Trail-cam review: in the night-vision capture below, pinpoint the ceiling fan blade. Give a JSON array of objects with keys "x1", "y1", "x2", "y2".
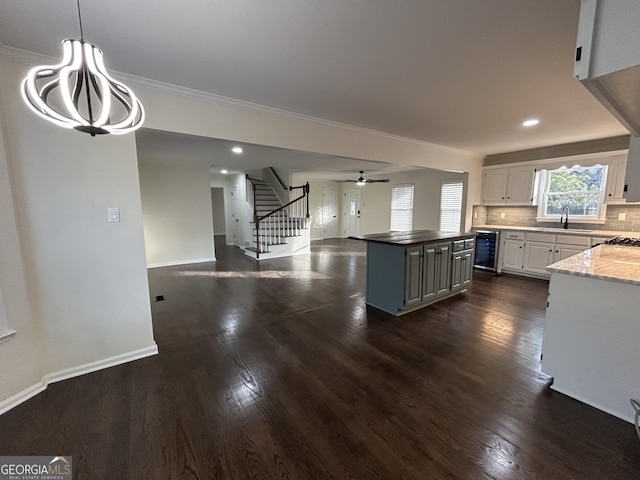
[{"x1": 331, "y1": 171, "x2": 389, "y2": 183}]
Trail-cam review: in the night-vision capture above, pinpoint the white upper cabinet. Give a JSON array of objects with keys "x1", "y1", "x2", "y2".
[
  {"x1": 506, "y1": 166, "x2": 536, "y2": 205},
  {"x1": 481, "y1": 169, "x2": 508, "y2": 205},
  {"x1": 574, "y1": 0, "x2": 640, "y2": 135},
  {"x1": 605, "y1": 153, "x2": 628, "y2": 204},
  {"x1": 481, "y1": 166, "x2": 536, "y2": 206},
  {"x1": 626, "y1": 136, "x2": 640, "y2": 203}
]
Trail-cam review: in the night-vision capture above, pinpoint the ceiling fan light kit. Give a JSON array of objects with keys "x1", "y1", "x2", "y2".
[
  {"x1": 334, "y1": 171, "x2": 390, "y2": 185},
  {"x1": 20, "y1": 0, "x2": 144, "y2": 136}
]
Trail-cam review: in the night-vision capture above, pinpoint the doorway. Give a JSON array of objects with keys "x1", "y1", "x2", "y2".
[
  {"x1": 231, "y1": 185, "x2": 241, "y2": 247},
  {"x1": 322, "y1": 188, "x2": 338, "y2": 239},
  {"x1": 210, "y1": 187, "x2": 226, "y2": 235},
  {"x1": 343, "y1": 188, "x2": 362, "y2": 237}
]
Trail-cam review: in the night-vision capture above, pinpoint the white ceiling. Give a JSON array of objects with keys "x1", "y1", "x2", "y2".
[{"x1": 0, "y1": 0, "x2": 628, "y2": 159}]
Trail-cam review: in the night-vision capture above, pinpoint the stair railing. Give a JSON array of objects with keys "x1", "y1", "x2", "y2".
[
  {"x1": 245, "y1": 174, "x2": 259, "y2": 217},
  {"x1": 254, "y1": 182, "x2": 310, "y2": 259}
]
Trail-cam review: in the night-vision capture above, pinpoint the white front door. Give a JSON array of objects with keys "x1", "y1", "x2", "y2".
[
  {"x1": 322, "y1": 188, "x2": 338, "y2": 239},
  {"x1": 343, "y1": 188, "x2": 362, "y2": 237},
  {"x1": 231, "y1": 185, "x2": 241, "y2": 247}
]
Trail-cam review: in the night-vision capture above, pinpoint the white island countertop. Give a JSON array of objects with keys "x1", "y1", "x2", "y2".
[{"x1": 547, "y1": 245, "x2": 640, "y2": 285}]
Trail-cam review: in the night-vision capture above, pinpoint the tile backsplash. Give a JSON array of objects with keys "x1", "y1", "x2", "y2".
[{"x1": 472, "y1": 204, "x2": 640, "y2": 233}]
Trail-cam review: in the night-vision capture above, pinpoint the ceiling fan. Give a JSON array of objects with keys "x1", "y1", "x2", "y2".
[{"x1": 333, "y1": 171, "x2": 390, "y2": 186}]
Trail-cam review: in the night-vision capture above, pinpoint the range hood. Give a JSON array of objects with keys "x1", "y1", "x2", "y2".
[
  {"x1": 574, "y1": 0, "x2": 640, "y2": 136},
  {"x1": 580, "y1": 66, "x2": 640, "y2": 136},
  {"x1": 574, "y1": 1, "x2": 640, "y2": 201}
]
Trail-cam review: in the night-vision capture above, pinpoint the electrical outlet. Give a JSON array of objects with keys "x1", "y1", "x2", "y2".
[
  {"x1": 618, "y1": 212, "x2": 626, "y2": 221},
  {"x1": 500, "y1": 212, "x2": 506, "y2": 219},
  {"x1": 107, "y1": 207, "x2": 120, "y2": 223},
  {"x1": 474, "y1": 211, "x2": 478, "y2": 218}
]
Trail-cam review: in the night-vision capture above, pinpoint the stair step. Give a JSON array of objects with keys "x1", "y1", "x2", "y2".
[{"x1": 245, "y1": 246, "x2": 270, "y2": 253}]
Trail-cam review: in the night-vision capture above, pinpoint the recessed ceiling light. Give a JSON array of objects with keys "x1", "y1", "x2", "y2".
[
  {"x1": 231, "y1": 146, "x2": 243, "y2": 154},
  {"x1": 221, "y1": 169, "x2": 228, "y2": 174},
  {"x1": 522, "y1": 119, "x2": 539, "y2": 127}
]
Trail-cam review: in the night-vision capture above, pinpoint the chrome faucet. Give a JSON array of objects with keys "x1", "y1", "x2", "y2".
[{"x1": 560, "y1": 206, "x2": 569, "y2": 229}]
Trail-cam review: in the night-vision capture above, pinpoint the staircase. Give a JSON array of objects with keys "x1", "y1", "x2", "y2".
[{"x1": 245, "y1": 176, "x2": 311, "y2": 260}]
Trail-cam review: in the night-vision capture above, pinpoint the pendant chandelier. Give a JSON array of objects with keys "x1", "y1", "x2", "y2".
[{"x1": 21, "y1": 0, "x2": 144, "y2": 136}]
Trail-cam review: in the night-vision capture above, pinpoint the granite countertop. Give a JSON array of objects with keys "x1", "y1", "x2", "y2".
[
  {"x1": 547, "y1": 245, "x2": 640, "y2": 285},
  {"x1": 472, "y1": 224, "x2": 637, "y2": 238},
  {"x1": 349, "y1": 230, "x2": 474, "y2": 246}
]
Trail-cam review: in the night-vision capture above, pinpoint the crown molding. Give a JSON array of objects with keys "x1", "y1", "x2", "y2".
[
  {"x1": 121, "y1": 72, "x2": 481, "y2": 159},
  {"x1": 0, "y1": 44, "x2": 54, "y2": 67},
  {"x1": 0, "y1": 44, "x2": 480, "y2": 160}
]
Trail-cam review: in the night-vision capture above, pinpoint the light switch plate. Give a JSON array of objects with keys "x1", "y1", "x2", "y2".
[
  {"x1": 108, "y1": 207, "x2": 120, "y2": 223},
  {"x1": 618, "y1": 212, "x2": 626, "y2": 221}
]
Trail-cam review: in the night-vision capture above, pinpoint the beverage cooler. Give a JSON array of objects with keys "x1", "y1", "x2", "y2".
[{"x1": 474, "y1": 230, "x2": 500, "y2": 272}]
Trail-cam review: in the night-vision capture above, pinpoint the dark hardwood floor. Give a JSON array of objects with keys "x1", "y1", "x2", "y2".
[{"x1": 1, "y1": 238, "x2": 639, "y2": 479}]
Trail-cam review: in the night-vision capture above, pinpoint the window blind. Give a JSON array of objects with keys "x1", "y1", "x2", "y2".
[
  {"x1": 390, "y1": 184, "x2": 414, "y2": 231},
  {"x1": 440, "y1": 181, "x2": 463, "y2": 232}
]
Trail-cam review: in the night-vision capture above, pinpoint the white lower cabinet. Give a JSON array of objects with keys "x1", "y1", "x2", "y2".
[
  {"x1": 553, "y1": 245, "x2": 587, "y2": 262},
  {"x1": 500, "y1": 230, "x2": 599, "y2": 279},
  {"x1": 522, "y1": 233, "x2": 555, "y2": 276},
  {"x1": 502, "y1": 231, "x2": 525, "y2": 271},
  {"x1": 523, "y1": 242, "x2": 555, "y2": 275}
]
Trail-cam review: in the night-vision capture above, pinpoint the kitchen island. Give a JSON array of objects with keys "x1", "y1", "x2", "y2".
[
  {"x1": 351, "y1": 230, "x2": 475, "y2": 316},
  {"x1": 542, "y1": 244, "x2": 640, "y2": 423}
]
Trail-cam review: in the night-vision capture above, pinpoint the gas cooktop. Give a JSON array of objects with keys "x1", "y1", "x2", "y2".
[{"x1": 604, "y1": 236, "x2": 640, "y2": 247}]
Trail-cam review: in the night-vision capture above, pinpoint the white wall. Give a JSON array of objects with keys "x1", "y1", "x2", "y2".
[
  {"x1": 0, "y1": 87, "x2": 42, "y2": 408},
  {"x1": 296, "y1": 169, "x2": 467, "y2": 237},
  {"x1": 138, "y1": 162, "x2": 215, "y2": 267},
  {"x1": 0, "y1": 57, "x2": 157, "y2": 411}
]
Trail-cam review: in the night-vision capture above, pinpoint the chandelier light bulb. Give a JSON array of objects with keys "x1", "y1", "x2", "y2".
[{"x1": 21, "y1": 39, "x2": 144, "y2": 136}]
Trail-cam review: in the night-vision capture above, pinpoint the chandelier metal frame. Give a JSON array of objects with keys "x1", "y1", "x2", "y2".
[{"x1": 21, "y1": 0, "x2": 144, "y2": 136}]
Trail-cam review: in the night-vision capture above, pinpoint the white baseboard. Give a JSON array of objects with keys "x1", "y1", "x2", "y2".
[
  {"x1": 0, "y1": 381, "x2": 46, "y2": 416},
  {"x1": 147, "y1": 257, "x2": 216, "y2": 268},
  {"x1": 42, "y1": 344, "x2": 158, "y2": 385},
  {"x1": 0, "y1": 344, "x2": 158, "y2": 416}
]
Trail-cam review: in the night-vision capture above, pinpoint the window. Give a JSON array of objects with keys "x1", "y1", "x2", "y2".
[
  {"x1": 440, "y1": 181, "x2": 464, "y2": 232},
  {"x1": 537, "y1": 165, "x2": 608, "y2": 222},
  {"x1": 390, "y1": 185, "x2": 414, "y2": 231}
]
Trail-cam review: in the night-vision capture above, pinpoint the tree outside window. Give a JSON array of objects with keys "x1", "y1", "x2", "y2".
[{"x1": 538, "y1": 165, "x2": 607, "y2": 221}]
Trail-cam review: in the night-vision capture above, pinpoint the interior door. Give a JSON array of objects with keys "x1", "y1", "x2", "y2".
[
  {"x1": 231, "y1": 185, "x2": 241, "y2": 247},
  {"x1": 322, "y1": 188, "x2": 338, "y2": 239},
  {"x1": 344, "y1": 188, "x2": 362, "y2": 237}
]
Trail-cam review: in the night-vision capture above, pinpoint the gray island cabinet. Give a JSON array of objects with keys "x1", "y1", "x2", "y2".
[{"x1": 351, "y1": 231, "x2": 475, "y2": 316}]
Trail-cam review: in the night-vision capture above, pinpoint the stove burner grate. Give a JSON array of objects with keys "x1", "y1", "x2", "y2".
[{"x1": 604, "y1": 236, "x2": 640, "y2": 247}]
